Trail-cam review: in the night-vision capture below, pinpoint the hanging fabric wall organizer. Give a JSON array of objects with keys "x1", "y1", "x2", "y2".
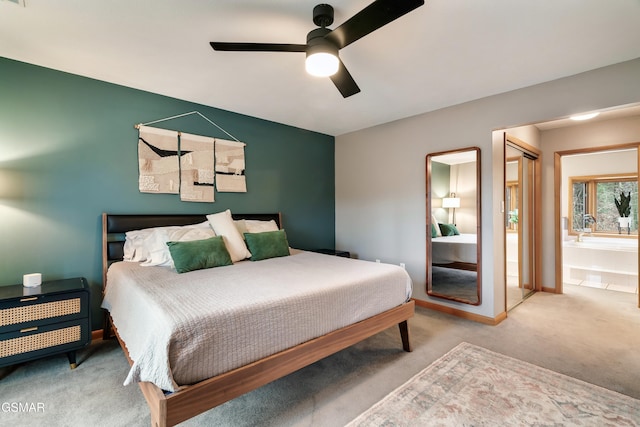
[
  {"x1": 179, "y1": 132, "x2": 216, "y2": 202},
  {"x1": 135, "y1": 111, "x2": 247, "y2": 202},
  {"x1": 215, "y1": 139, "x2": 247, "y2": 193},
  {"x1": 137, "y1": 126, "x2": 180, "y2": 194}
]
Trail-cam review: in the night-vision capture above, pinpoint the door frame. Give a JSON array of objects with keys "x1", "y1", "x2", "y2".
[{"x1": 554, "y1": 142, "x2": 640, "y2": 307}]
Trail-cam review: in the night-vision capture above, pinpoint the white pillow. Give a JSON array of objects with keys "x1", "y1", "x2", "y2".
[
  {"x1": 432, "y1": 215, "x2": 442, "y2": 237},
  {"x1": 234, "y1": 219, "x2": 279, "y2": 236},
  {"x1": 190, "y1": 221, "x2": 215, "y2": 229},
  {"x1": 245, "y1": 219, "x2": 279, "y2": 233},
  {"x1": 123, "y1": 221, "x2": 212, "y2": 263},
  {"x1": 207, "y1": 210, "x2": 251, "y2": 262},
  {"x1": 141, "y1": 226, "x2": 216, "y2": 267},
  {"x1": 138, "y1": 229, "x2": 177, "y2": 266},
  {"x1": 124, "y1": 229, "x2": 155, "y2": 262},
  {"x1": 233, "y1": 219, "x2": 249, "y2": 236}
]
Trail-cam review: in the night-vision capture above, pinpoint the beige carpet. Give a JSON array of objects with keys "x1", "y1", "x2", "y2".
[
  {"x1": 1, "y1": 284, "x2": 639, "y2": 426},
  {"x1": 347, "y1": 342, "x2": 640, "y2": 426}
]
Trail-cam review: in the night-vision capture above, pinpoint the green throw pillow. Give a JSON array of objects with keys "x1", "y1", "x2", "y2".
[
  {"x1": 431, "y1": 223, "x2": 438, "y2": 238},
  {"x1": 244, "y1": 230, "x2": 290, "y2": 261},
  {"x1": 167, "y1": 236, "x2": 233, "y2": 273},
  {"x1": 438, "y1": 223, "x2": 460, "y2": 236}
]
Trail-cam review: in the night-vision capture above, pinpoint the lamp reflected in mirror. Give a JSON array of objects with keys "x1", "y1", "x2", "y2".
[
  {"x1": 426, "y1": 147, "x2": 481, "y2": 305},
  {"x1": 442, "y1": 193, "x2": 460, "y2": 225}
]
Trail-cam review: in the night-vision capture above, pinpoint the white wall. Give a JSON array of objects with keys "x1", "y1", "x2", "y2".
[{"x1": 335, "y1": 57, "x2": 640, "y2": 319}]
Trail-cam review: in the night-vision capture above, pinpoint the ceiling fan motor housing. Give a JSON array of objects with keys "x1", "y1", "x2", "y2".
[
  {"x1": 313, "y1": 4, "x2": 334, "y2": 27},
  {"x1": 306, "y1": 27, "x2": 337, "y2": 53}
]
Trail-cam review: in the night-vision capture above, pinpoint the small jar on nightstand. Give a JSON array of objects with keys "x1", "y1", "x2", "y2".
[{"x1": 0, "y1": 277, "x2": 91, "y2": 369}]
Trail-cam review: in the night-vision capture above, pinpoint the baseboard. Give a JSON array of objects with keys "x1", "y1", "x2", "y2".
[
  {"x1": 413, "y1": 298, "x2": 506, "y2": 325},
  {"x1": 91, "y1": 329, "x2": 104, "y2": 342}
]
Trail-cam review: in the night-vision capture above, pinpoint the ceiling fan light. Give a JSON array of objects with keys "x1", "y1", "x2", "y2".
[{"x1": 305, "y1": 52, "x2": 339, "y2": 77}]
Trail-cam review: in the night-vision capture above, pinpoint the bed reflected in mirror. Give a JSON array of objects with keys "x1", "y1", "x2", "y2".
[{"x1": 426, "y1": 147, "x2": 481, "y2": 305}]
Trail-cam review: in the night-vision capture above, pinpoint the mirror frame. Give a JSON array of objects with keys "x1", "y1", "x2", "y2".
[{"x1": 426, "y1": 146, "x2": 482, "y2": 305}]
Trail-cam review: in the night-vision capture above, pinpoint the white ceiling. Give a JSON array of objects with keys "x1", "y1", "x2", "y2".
[{"x1": 1, "y1": 0, "x2": 639, "y2": 136}]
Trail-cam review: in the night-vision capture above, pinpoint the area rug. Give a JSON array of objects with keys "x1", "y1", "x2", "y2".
[{"x1": 346, "y1": 342, "x2": 640, "y2": 426}]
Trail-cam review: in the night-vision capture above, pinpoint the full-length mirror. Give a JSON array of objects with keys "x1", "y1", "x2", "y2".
[{"x1": 426, "y1": 147, "x2": 481, "y2": 305}]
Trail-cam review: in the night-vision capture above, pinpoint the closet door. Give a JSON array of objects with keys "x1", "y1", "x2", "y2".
[{"x1": 505, "y1": 135, "x2": 540, "y2": 310}]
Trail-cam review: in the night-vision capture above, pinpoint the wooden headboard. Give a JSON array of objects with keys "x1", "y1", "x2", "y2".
[{"x1": 101, "y1": 212, "x2": 282, "y2": 288}]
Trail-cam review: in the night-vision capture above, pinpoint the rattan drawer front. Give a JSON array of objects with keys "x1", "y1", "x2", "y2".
[
  {"x1": 0, "y1": 278, "x2": 90, "y2": 369},
  {"x1": 0, "y1": 298, "x2": 81, "y2": 328},
  {"x1": 0, "y1": 325, "x2": 81, "y2": 358}
]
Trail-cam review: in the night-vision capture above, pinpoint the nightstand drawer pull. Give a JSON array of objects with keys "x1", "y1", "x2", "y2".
[
  {"x1": 1, "y1": 325, "x2": 81, "y2": 358},
  {"x1": 0, "y1": 298, "x2": 81, "y2": 327},
  {"x1": 19, "y1": 297, "x2": 38, "y2": 302},
  {"x1": 20, "y1": 327, "x2": 38, "y2": 333}
]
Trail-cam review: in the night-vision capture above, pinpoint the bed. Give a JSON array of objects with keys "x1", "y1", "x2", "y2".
[
  {"x1": 101, "y1": 212, "x2": 414, "y2": 427},
  {"x1": 431, "y1": 233, "x2": 477, "y2": 271}
]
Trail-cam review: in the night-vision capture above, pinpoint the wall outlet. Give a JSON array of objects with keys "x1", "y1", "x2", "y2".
[
  {"x1": 400, "y1": 263, "x2": 406, "y2": 269},
  {"x1": 376, "y1": 259, "x2": 380, "y2": 263}
]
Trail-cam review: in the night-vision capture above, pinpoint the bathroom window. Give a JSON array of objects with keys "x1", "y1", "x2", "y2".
[{"x1": 570, "y1": 174, "x2": 638, "y2": 235}]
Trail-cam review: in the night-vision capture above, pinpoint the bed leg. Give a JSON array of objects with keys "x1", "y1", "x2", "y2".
[
  {"x1": 150, "y1": 414, "x2": 166, "y2": 427},
  {"x1": 398, "y1": 320, "x2": 412, "y2": 352},
  {"x1": 102, "y1": 311, "x2": 112, "y2": 340}
]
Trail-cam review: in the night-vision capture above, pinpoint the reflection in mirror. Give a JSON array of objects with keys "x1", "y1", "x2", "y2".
[{"x1": 426, "y1": 147, "x2": 481, "y2": 305}]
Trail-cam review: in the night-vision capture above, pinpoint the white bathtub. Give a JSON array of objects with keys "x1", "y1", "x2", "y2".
[{"x1": 563, "y1": 236, "x2": 638, "y2": 285}]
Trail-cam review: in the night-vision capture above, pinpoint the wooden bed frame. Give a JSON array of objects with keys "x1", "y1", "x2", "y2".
[
  {"x1": 102, "y1": 212, "x2": 415, "y2": 427},
  {"x1": 433, "y1": 261, "x2": 477, "y2": 271}
]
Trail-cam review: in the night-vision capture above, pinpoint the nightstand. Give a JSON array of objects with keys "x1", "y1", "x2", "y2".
[
  {"x1": 314, "y1": 249, "x2": 351, "y2": 258},
  {"x1": 0, "y1": 277, "x2": 91, "y2": 369}
]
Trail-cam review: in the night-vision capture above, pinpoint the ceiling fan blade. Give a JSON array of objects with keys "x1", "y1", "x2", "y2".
[
  {"x1": 210, "y1": 42, "x2": 307, "y2": 53},
  {"x1": 330, "y1": 60, "x2": 361, "y2": 98},
  {"x1": 326, "y1": 0, "x2": 425, "y2": 49}
]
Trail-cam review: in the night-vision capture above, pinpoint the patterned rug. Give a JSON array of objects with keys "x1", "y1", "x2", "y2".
[{"x1": 346, "y1": 342, "x2": 640, "y2": 426}]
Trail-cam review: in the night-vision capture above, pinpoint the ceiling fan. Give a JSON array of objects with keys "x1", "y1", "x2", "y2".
[{"x1": 210, "y1": 0, "x2": 425, "y2": 98}]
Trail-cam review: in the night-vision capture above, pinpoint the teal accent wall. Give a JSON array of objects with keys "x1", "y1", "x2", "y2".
[
  {"x1": 0, "y1": 57, "x2": 335, "y2": 329},
  {"x1": 430, "y1": 161, "x2": 450, "y2": 224}
]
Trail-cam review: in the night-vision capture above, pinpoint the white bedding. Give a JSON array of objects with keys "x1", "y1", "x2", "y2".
[
  {"x1": 431, "y1": 233, "x2": 477, "y2": 265},
  {"x1": 101, "y1": 250, "x2": 412, "y2": 392}
]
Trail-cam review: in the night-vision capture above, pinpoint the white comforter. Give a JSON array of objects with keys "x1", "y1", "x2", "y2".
[
  {"x1": 431, "y1": 234, "x2": 477, "y2": 265},
  {"x1": 101, "y1": 250, "x2": 412, "y2": 392}
]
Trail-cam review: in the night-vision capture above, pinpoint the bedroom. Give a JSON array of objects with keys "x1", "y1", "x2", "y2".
[{"x1": 1, "y1": 1, "x2": 640, "y2": 426}]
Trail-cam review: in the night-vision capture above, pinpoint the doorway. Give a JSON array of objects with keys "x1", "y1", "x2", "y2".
[
  {"x1": 505, "y1": 135, "x2": 542, "y2": 310},
  {"x1": 556, "y1": 146, "x2": 639, "y2": 302}
]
